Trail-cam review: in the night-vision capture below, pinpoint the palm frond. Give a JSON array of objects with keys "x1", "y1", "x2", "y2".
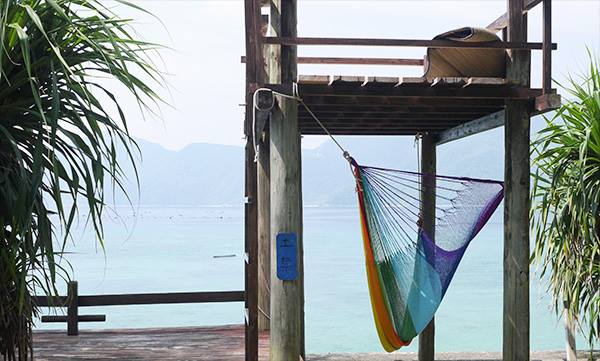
[
  {"x1": 0, "y1": 1, "x2": 163, "y2": 359},
  {"x1": 531, "y1": 53, "x2": 600, "y2": 349}
]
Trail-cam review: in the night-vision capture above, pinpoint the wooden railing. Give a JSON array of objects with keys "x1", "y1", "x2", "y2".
[
  {"x1": 241, "y1": 56, "x2": 425, "y2": 66},
  {"x1": 256, "y1": 0, "x2": 554, "y2": 94},
  {"x1": 35, "y1": 281, "x2": 245, "y2": 336}
]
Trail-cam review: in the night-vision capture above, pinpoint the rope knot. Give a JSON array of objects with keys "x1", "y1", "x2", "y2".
[{"x1": 417, "y1": 214, "x2": 424, "y2": 229}]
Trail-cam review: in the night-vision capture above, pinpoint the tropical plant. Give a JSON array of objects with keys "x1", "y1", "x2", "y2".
[
  {"x1": 0, "y1": 1, "x2": 161, "y2": 359},
  {"x1": 531, "y1": 54, "x2": 600, "y2": 351}
]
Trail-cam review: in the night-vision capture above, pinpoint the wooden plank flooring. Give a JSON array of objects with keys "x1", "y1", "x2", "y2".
[
  {"x1": 34, "y1": 325, "x2": 597, "y2": 360},
  {"x1": 34, "y1": 325, "x2": 269, "y2": 361}
]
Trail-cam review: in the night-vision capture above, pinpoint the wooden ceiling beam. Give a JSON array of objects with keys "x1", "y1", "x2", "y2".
[
  {"x1": 298, "y1": 108, "x2": 493, "y2": 118},
  {"x1": 267, "y1": 83, "x2": 547, "y2": 99},
  {"x1": 300, "y1": 96, "x2": 505, "y2": 108},
  {"x1": 298, "y1": 109, "x2": 491, "y2": 116},
  {"x1": 300, "y1": 129, "x2": 441, "y2": 136},
  {"x1": 298, "y1": 114, "x2": 475, "y2": 121},
  {"x1": 300, "y1": 121, "x2": 465, "y2": 127}
]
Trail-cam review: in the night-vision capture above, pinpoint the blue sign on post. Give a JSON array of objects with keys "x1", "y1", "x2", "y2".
[{"x1": 276, "y1": 232, "x2": 297, "y2": 281}]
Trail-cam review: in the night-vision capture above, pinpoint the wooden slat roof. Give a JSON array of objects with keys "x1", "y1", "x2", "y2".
[{"x1": 284, "y1": 75, "x2": 550, "y2": 136}]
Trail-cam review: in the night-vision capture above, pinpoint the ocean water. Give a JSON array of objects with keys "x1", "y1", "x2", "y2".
[{"x1": 36, "y1": 206, "x2": 582, "y2": 353}]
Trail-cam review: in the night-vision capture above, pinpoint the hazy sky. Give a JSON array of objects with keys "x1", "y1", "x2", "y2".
[{"x1": 112, "y1": 1, "x2": 600, "y2": 150}]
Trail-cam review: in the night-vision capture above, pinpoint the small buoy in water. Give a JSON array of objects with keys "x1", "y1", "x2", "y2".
[{"x1": 213, "y1": 254, "x2": 236, "y2": 259}]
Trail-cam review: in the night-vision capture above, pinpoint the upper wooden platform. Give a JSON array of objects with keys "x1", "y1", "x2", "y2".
[
  {"x1": 248, "y1": 0, "x2": 559, "y2": 140},
  {"x1": 265, "y1": 75, "x2": 557, "y2": 136}
]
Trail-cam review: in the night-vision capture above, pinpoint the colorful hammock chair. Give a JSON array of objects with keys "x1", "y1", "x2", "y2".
[
  {"x1": 348, "y1": 157, "x2": 504, "y2": 351},
  {"x1": 258, "y1": 90, "x2": 505, "y2": 352}
]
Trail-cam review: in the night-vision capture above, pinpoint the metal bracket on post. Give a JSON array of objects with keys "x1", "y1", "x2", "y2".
[
  {"x1": 254, "y1": 89, "x2": 274, "y2": 139},
  {"x1": 254, "y1": 88, "x2": 274, "y2": 111}
]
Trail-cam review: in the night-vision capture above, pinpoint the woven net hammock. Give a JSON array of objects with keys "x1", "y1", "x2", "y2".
[{"x1": 349, "y1": 157, "x2": 504, "y2": 351}]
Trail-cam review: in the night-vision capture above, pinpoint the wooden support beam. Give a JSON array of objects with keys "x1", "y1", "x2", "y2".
[
  {"x1": 436, "y1": 110, "x2": 505, "y2": 145},
  {"x1": 67, "y1": 281, "x2": 78, "y2": 336},
  {"x1": 300, "y1": 126, "x2": 464, "y2": 134},
  {"x1": 270, "y1": 104, "x2": 304, "y2": 360},
  {"x1": 504, "y1": 1, "x2": 531, "y2": 359},
  {"x1": 244, "y1": 1, "x2": 262, "y2": 360},
  {"x1": 303, "y1": 106, "x2": 502, "y2": 114},
  {"x1": 76, "y1": 291, "x2": 245, "y2": 306},
  {"x1": 418, "y1": 135, "x2": 436, "y2": 361},
  {"x1": 301, "y1": 129, "x2": 435, "y2": 136},
  {"x1": 242, "y1": 56, "x2": 424, "y2": 66},
  {"x1": 299, "y1": 114, "x2": 480, "y2": 121},
  {"x1": 263, "y1": 36, "x2": 556, "y2": 50},
  {"x1": 487, "y1": 0, "x2": 543, "y2": 31},
  {"x1": 268, "y1": 0, "x2": 304, "y2": 360},
  {"x1": 300, "y1": 76, "x2": 508, "y2": 88},
  {"x1": 298, "y1": 56, "x2": 424, "y2": 66},
  {"x1": 41, "y1": 315, "x2": 106, "y2": 323},
  {"x1": 534, "y1": 93, "x2": 561, "y2": 113},
  {"x1": 34, "y1": 291, "x2": 245, "y2": 307},
  {"x1": 264, "y1": 83, "x2": 547, "y2": 99},
  {"x1": 504, "y1": 101, "x2": 531, "y2": 361},
  {"x1": 257, "y1": 122, "x2": 271, "y2": 331},
  {"x1": 33, "y1": 296, "x2": 68, "y2": 307},
  {"x1": 301, "y1": 127, "x2": 466, "y2": 133},
  {"x1": 542, "y1": 0, "x2": 552, "y2": 94},
  {"x1": 300, "y1": 97, "x2": 505, "y2": 108},
  {"x1": 299, "y1": 105, "x2": 500, "y2": 114},
  {"x1": 258, "y1": 17, "x2": 273, "y2": 334}
]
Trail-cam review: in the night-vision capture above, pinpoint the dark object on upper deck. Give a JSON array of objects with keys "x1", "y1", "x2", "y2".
[{"x1": 425, "y1": 27, "x2": 506, "y2": 79}]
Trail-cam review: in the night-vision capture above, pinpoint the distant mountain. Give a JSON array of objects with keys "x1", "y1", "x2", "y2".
[{"x1": 111, "y1": 125, "x2": 512, "y2": 207}]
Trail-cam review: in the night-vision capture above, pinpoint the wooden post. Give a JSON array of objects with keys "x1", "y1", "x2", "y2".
[
  {"x1": 542, "y1": 0, "x2": 552, "y2": 94},
  {"x1": 243, "y1": 0, "x2": 262, "y2": 360},
  {"x1": 564, "y1": 302, "x2": 577, "y2": 361},
  {"x1": 418, "y1": 135, "x2": 436, "y2": 361},
  {"x1": 268, "y1": 0, "x2": 303, "y2": 360},
  {"x1": 257, "y1": 126, "x2": 271, "y2": 331},
  {"x1": 257, "y1": 6, "x2": 271, "y2": 333},
  {"x1": 504, "y1": 0, "x2": 531, "y2": 360},
  {"x1": 67, "y1": 281, "x2": 78, "y2": 336}
]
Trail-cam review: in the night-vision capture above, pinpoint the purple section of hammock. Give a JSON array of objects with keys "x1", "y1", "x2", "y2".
[{"x1": 419, "y1": 186, "x2": 504, "y2": 295}]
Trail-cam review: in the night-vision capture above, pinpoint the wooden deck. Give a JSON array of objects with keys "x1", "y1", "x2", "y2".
[
  {"x1": 34, "y1": 325, "x2": 597, "y2": 361},
  {"x1": 34, "y1": 325, "x2": 269, "y2": 361}
]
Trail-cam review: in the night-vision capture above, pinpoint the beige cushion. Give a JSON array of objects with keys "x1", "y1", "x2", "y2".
[{"x1": 424, "y1": 27, "x2": 506, "y2": 79}]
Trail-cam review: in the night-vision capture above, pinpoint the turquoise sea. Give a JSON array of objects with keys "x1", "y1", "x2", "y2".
[{"x1": 36, "y1": 206, "x2": 582, "y2": 353}]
